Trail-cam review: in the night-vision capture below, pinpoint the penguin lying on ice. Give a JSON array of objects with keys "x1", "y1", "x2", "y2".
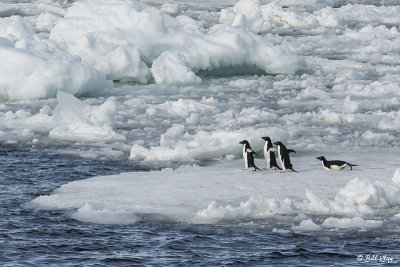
[
  {"x1": 239, "y1": 140, "x2": 261, "y2": 171},
  {"x1": 273, "y1": 141, "x2": 298, "y2": 173},
  {"x1": 316, "y1": 156, "x2": 357, "y2": 171}
]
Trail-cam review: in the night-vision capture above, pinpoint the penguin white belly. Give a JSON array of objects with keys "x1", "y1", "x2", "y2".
[
  {"x1": 322, "y1": 162, "x2": 332, "y2": 171},
  {"x1": 332, "y1": 163, "x2": 347, "y2": 171},
  {"x1": 323, "y1": 162, "x2": 347, "y2": 171},
  {"x1": 243, "y1": 146, "x2": 248, "y2": 169},
  {"x1": 278, "y1": 147, "x2": 286, "y2": 171},
  {"x1": 264, "y1": 145, "x2": 270, "y2": 169}
]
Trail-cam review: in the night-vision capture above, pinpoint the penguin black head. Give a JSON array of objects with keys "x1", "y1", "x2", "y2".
[
  {"x1": 316, "y1": 156, "x2": 326, "y2": 161},
  {"x1": 239, "y1": 140, "x2": 249, "y2": 145},
  {"x1": 273, "y1": 141, "x2": 284, "y2": 147},
  {"x1": 261, "y1": 136, "x2": 271, "y2": 142}
]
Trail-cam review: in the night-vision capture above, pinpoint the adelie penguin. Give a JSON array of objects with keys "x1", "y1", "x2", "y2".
[
  {"x1": 273, "y1": 141, "x2": 297, "y2": 173},
  {"x1": 316, "y1": 156, "x2": 357, "y2": 171},
  {"x1": 261, "y1": 136, "x2": 281, "y2": 170},
  {"x1": 239, "y1": 140, "x2": 261, "y2": 171}
]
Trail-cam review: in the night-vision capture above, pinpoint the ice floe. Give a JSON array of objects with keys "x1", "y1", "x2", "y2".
[
  {"x1": 0, "y1": 15, "x2": 112, "y2": 100},
  {"x1": 49, "y1": 0, "x2": 305, "y2": 84},
  {"x1": 29, "y1": 165, "x2": 400, "y2": 228}
]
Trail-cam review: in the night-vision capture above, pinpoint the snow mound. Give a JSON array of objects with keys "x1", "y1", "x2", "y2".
[
  {"x1": 322, "y1": 217, "x2": 383, "y2": 229},
  {"x1": 49, "y1": 91, "x2": 125, "y2": 142},
  {"x1": 195, "y1": 173, "x2": 400, "y2": 224},
  {"x1": 292, "y1": 219, "x2": 321, "y2": 231},
  {"x1": 49, "y1": 0, "x2": 306, "y2": 84},
  {"x1": 0, "y1": 16, "x2": 112, "y2": 100},
  {"x1": 393, "y1": 168, "x2": 400, "y2": 184},
  {"x1": 0, "y1": 15, "x2": 35, "y2": 42},
  {"x1": 0, "y1": 91, "x2": 126, "y2": 144},
  {"x1": 335, "y1": 177, "x2": 390, "y2": 208},
  {"x1": 220, "y1": 0, "x2": 400, "y2": 34},
  {"x1": 0, "y1": 46, "x2": 112, "y2": 100},
  {"x1": 129, "y1": 125, "x2": 293, "y2": 162},
  {"x1": 151, "y1": 52, "x2": 201, "y2": 85}
]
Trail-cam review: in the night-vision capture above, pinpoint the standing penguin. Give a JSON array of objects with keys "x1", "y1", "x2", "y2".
[
  {"x1": 316, "y1": 156, "x2": 357, "y2": 171},
  {"x1": 261, "y1": 136, "x2": 281, "y2": 170},
  {"x1": 273, "y1": 141, "x2": 298, "y2": 173},
  {"x1": 239, "y1": 140, "x2": 261, "y2": 171}
]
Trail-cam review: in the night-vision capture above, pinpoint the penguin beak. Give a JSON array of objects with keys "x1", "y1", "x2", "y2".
[{"x1": 239, "y1": 141, "x2": 244, "y2": 144}]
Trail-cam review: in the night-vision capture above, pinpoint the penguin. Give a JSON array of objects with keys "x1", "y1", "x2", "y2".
[
  {"x1": 273, "y1": 141, "x2": 298, "y2": 173},
  {"x1": 316, "y1": 156, "x2": 357, "y2": 171},
  {"x1": 261, "y1": 136, "x2": 281, "y2": 170},
  {"x1": 239, "y1": 140, "x2": 261, "y2": 171}
]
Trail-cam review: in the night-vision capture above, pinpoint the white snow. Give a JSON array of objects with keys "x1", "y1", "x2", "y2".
[
  {"x1": 129, "y1": 125, "x2": 295, "y2": 162},
  {"x1": 151, "y1": 52, "x2": 202, "y2": 85},
  {"x1": 49, "y1": 0, "x2": 305, "y2": 84},
  {"x1": 0, "y1": 91, "x2": 124, "y2": 145},
  {"x1": 35, "y1": 11, "x2": 62, "y2": 33},
  {"x1": 292, "y1": 219, "x2": 321, "y2": 231},
  {"x1": 28, "y1": 164, "x2": 400, "y2": 228},
  {"x1": 49, "y1": 91, "x2": 126, "y2": 142},
  {"x1": 0, "y1": 46, "x2": 112, "y2": 100},
  {"x1": 321, "y1": 217, "x2": 383, "y2": 229},
  {"x1": 220, "y1": 1, "x2": 400, "y2": 34},
  {"x1": 0, "y1": 15, "x2": 112, "y2": 100},
  {"x1": 272, "y1": 228, "x2": 290, "y2": 234},
  {"x1": 393, "y1": 168, "x2": 400, "y2": 184},
  {"x1": 392, "y1": 213, "x2": 400, "y2": 221}
]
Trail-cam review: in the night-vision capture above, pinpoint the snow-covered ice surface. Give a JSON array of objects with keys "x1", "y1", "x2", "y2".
[
  {"x1": 28, "y1": 153, "x2": 400, "y2": 228},
  {"x1": 1, "y1": 0, "x2": 400, "y2": 265}
]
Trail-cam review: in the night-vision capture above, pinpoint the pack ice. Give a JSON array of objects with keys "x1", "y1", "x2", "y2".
[
  {"x1": 49, "y1": 0, "x2": 306, "y2": 84},
  {"x1": 0, "y1": 16, "x2": 112, "y2": 100}
]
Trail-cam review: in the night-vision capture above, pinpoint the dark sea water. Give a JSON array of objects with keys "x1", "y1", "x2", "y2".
[{"x1": 1, "y1": 145, "x2": 399, "y2": 266}]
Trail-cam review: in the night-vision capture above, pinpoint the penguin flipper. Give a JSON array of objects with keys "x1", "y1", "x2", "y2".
[
  {"x1": 287, "y1": 149, "x2": 296, "y2": 153},
  {"x1": 247, "y1": 148, "x2": 257, "y2": 156},
  {"x1": 289, "y1": 167, "x2": 298, "y2": 173}
]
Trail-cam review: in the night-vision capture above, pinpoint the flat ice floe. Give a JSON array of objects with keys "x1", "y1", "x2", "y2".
[{"x1": 29, "y1": 159, "x2": 400, "y2": 230}]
